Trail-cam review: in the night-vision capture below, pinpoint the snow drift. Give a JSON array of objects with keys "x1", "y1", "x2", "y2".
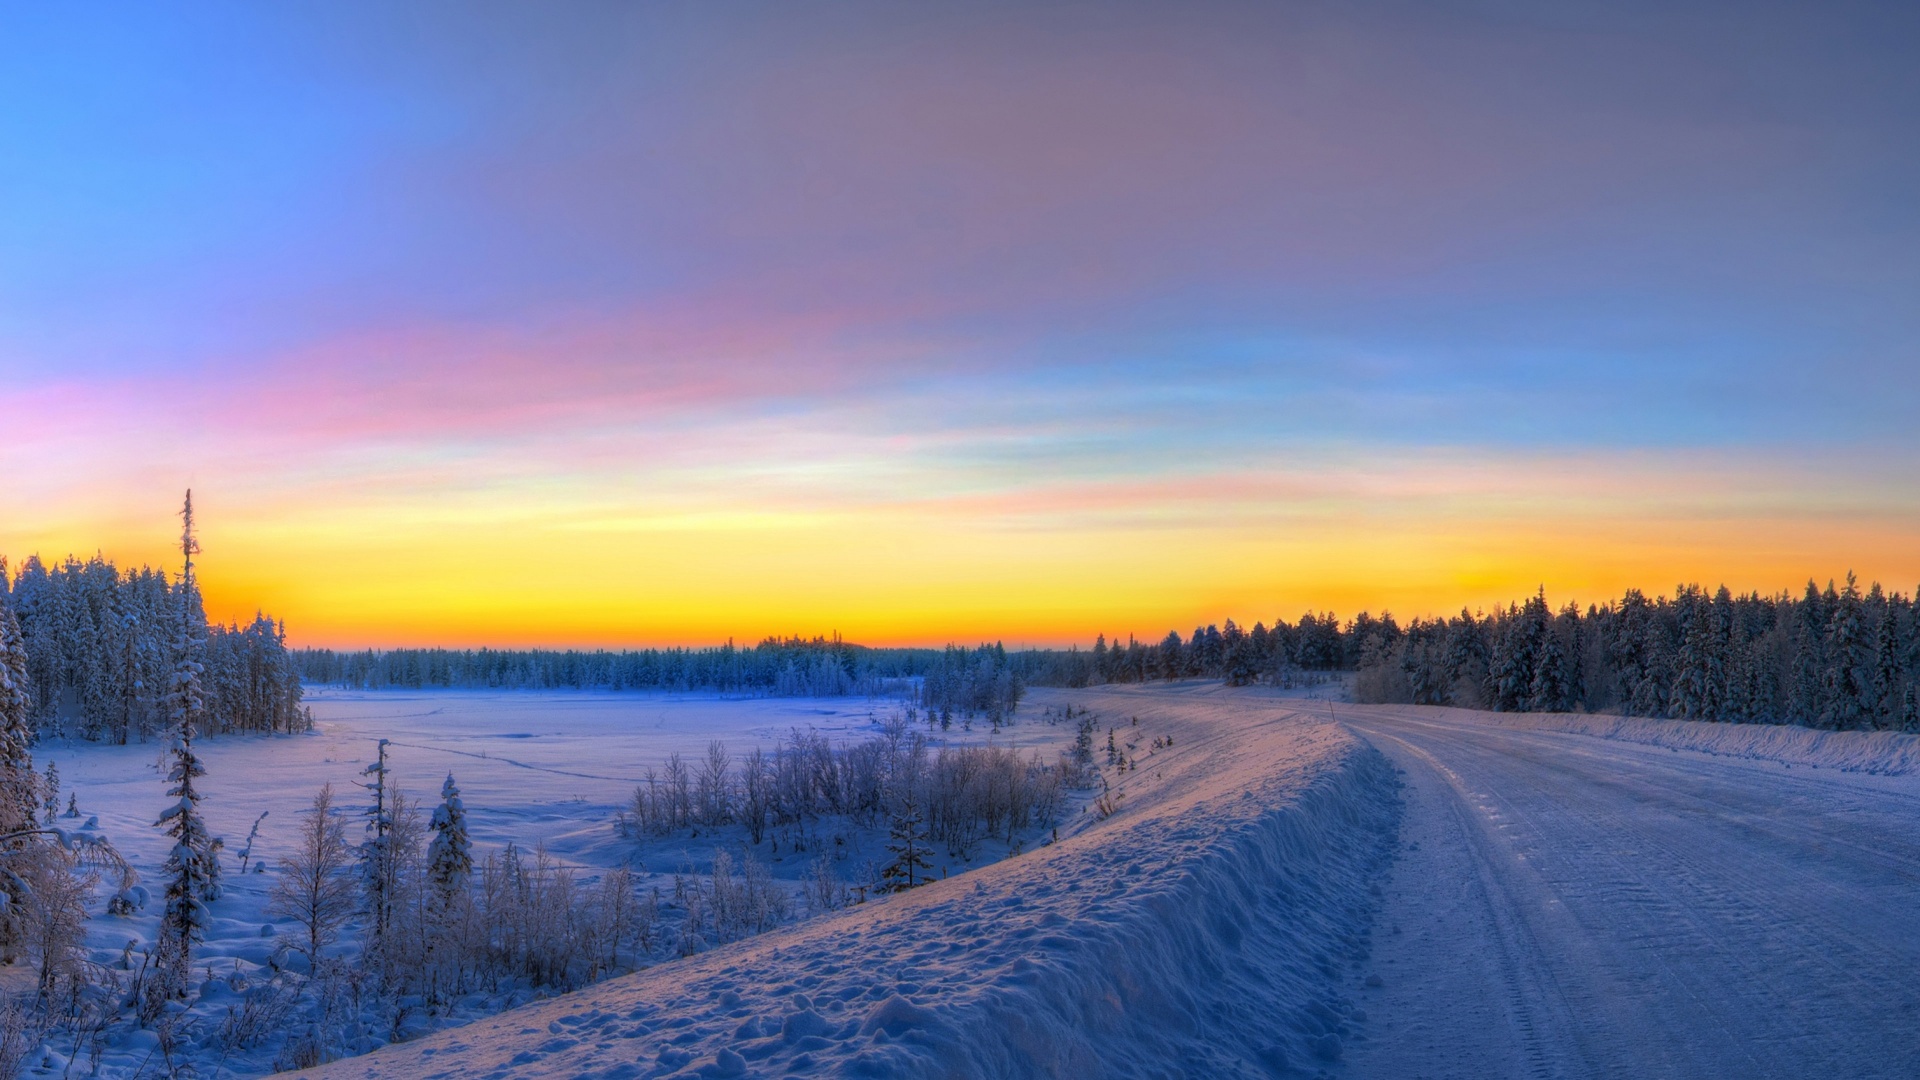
[{"x1": 307, "y1": 686, "x2": 1400, "y2": 1078}]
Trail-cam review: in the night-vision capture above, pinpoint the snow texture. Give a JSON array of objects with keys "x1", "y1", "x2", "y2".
[
  {"x1": 304, "y1": 683, "x2": 1400, "y2": 1079},
  {"x1": 1423, "y1": 703, "x2": 1920, "y2": 774},
  {"x1": 1341, "y1": 704, "x2": 1920, "y2": 1079}
]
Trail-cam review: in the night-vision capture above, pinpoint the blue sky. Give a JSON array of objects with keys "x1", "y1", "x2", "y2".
[{"x1": 3, "y1": 1, "x2": 1917, "y2": 644}]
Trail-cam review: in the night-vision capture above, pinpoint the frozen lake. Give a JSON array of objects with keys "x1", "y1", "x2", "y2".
[{"x1": 50, "y1": 688, "x2": 1075, "y2": 881}]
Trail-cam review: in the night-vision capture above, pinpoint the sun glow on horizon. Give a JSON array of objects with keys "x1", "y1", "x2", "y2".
[{"x1": 4, "y1": 4, "x2": 1919, "y2": 648}]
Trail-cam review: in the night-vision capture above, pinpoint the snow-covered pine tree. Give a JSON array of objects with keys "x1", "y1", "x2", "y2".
[
  {"x1": 0, "y1": 598, "x2": 39, "y2": 957},
  {"x1": 360, "y1": 738, "x2": 397, "y2": 947},
  {"x1": 39, "y1": 761, "x2": 57, "y2": 826},
  {"x1": 426, "y1": 772, "x2": 472, "y2": 916},
  {"x1": 1490, "y1": 599, "x2": 1543, "y2": 712},
  {"x1": 153, "y1": 490, "x2": 215, "y2": 1000},
  {"x1": 1870, "y1": 601, "x2": 1904, "y2": 728},
  {"x1": 1443, "y1": 610, "x2": 1489, "y2": 707},
  {"x1": 1672, "y1": 586, "x2": 1719, "y2": 721},
  {"x1": 1572, "y1": 604, "x2": 1596, "y2": 706},
  {"x1": 1820, "y1": 573, "x2": 1871, "y2": 730},
  {"x1": 878, "y1": 799, "x2": 932, "y2": 893},
  {"x1": 0, "y1": 601, "x2": 36, "y2": 838},
  {"x1": 1789, "y1": 580, "x2": 1830, "y2": 723},
  {"x1": 1528, "y1": 596, "x2": 1572, "y2": 713}
]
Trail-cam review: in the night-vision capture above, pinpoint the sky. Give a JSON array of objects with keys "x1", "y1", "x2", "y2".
[{"x1": 4, "y1": 0, "x2": 1919, "y2": 648}]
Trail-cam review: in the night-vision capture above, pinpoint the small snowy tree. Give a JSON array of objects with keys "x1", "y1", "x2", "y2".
[
  {"x1": 269, "y1": 783, "x2": 355, "y2": 966},
  {"x1": 17, "y1": 843, "x2": 96, "y2": 1003},
  {"x1": 878, "y1": 799, "x2": 932, "y2": 894},
  {"x1": 426, "y1": 773, "x2": 472, "y2": 916},
  {"x1": 39, "y1": 761, "x2": 57, "y2": 827}
]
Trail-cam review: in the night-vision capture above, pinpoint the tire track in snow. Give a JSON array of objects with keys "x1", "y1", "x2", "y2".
[
  {"x1": 1357, "y1": 725, "x2": 1597, "y2": 1080},
  {"x1": 1343, "y1": 706, "x2": 1920, "y2": 1080}
]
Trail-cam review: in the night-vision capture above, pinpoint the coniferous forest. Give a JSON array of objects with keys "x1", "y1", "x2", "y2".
[
  {"x1": 1015, "y1": 575, "x2": 1920, "y2": 732},
  {"x1": 0, "y1": 554, "x2": 307, "y2": 743},
  {"x1": 293, "y1": 637, "x2": 928, "y2": 697}
]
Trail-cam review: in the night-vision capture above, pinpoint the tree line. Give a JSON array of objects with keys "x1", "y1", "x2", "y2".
[
  {"x1": 294, "y1": 636, "x2": 937, "y2": 697},
  {"x1": 1011, "y1": 575, "x2": 1920, "y2": 731},
  {"x1": 0, "y1": 553, "x2": 306, "y2": 742}
]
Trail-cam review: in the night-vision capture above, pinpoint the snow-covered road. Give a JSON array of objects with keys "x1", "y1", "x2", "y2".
[{"x1": 1340, "y1": 705, "x2": 1920, "y2": 1080}]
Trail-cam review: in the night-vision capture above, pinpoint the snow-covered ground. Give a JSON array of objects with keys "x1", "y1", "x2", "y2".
[
  {"x1": 302, "y1": 691, "x2": 1920, "y2": 1080},
  {"x1": 1434, "y1": 703, "x2": 1920, "y2": 774},
  {"x1": 35, "y1": 687, "x2": 1920, "y2": 1078},
  {"x1": 29, "y1": 690, "x2": 1082, "y2": 1076},
  {"x1": 305, "y1": 683, "x2": 1401, "y2": 1079},
  {"x1": 1338, "y1": 704, "x2": 1920, "y2": 1079}
]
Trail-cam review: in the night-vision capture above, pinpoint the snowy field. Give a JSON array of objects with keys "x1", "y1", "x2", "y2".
[
  {"x1": 309, "y1": 683, "x2": 1401, "y2": 1079},
  {"x1": 52, "y1": 686, "x2": 1078, "y2": 885},
  {"x1": 31, "y1": 690, "x2": 1081, "y2": 1077}
]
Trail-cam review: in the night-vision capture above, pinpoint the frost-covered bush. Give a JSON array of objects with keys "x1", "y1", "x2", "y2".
[
  {"x1": 705, "y1": 850, "x2": 790, "y2": 942},
  {"x1": 268, "y1": 784, "x2": 356, "y2": 967},
  {"x1": 624, "y1": 728, "x2": 1064, "y2": 862}
]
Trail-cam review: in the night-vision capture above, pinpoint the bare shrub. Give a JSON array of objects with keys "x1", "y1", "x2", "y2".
[{"x1": 269, "y1": 784, "x2": 356, "y2": 967}]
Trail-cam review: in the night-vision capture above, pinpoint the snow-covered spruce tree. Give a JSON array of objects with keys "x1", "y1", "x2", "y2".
[
  {"x1": 0, "y1": 598, "x2": 41, "y2": 959},
  {"x1": 426, "y1": 772, "x2": 472, "y2": 916},
  {"x1": 360, "y1": 739, "x2": 397, "y2": 953},
  {"x1": 1528, "y1": 617, "x2": 1571, "y2": 713},
  {"x1": 1489, "y1": 600, "x2": 1540, "y2": 712},
  {"x1": 0, "y1": 601, "x2": 36, "y2": 839},
  {"x1": 39, "y1": 761, "x2": 57, "y2": 827},
  {"x1": 878, "y1": 799, "x2": 932, "y2": 894},
  {"x1": 1671, "y1": 586, "x2": 1719, "y2": 721},
  {"x1": 1821, "y1": 573, "x2": 1871, "y2": 730},
  {"x1": 1443, "y1": 610, "x2": 1490, "y2": 709},
  {"x1": 1789, "y1": 580, "x2": 1831, "y2": 723},
  {"x1": 1870, "y1": 602, "x2": 1904, "y2": 728},
  {"x1": 153, "y1": 490, "x2": 216, "y2": 1003}
]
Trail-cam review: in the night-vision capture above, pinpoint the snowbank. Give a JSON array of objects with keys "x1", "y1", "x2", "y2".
[
  {"x1": 1448, "y1": 708, "x2": 1920, "y2": 775},
  {"x1": 306, "y1": 687, "x2": 1401, "y2": 1078}
]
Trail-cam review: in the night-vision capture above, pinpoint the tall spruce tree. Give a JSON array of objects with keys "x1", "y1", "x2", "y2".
[
  {"x1": 1528, "y1": 609, "x2": 1571, "y2": 713},
  {"x1": 0, "y1": 600, "x2": 36, "y2": 837},
  {"x1": 154, "y1": 491, "x2": 215, "y2": 998},
  {"x1": 1672, "y1": 586, "x2": 1721, "y2": 721},
  {"x1": 360, "y1": 738, "x2": 397, "y2": 948},
  {"x1": 1820, "y1": 573, "x2": 1871, "y2": 730},
  {"x1": 1870, "y1": 600, "x2": 1904, "y2": 728},
  {"x1": 1790, "y1": 580, "x2": 1831, "y2": 723}
]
